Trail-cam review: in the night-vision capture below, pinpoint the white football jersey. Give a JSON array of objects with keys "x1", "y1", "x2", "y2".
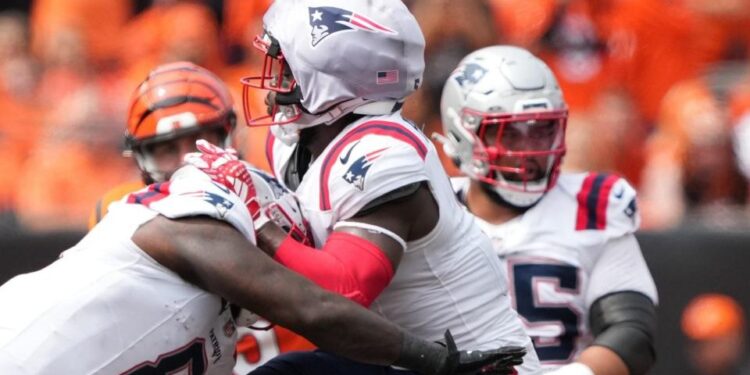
[
  {"x1": 268, "y1": 112, "x2": 541, "y2": 373},
  {"x1": 453, "y1": 173, "x2": 658, "y2": 370},
  {"x1": 0, "y1": 166, "x2": 254, "y2": 374}
]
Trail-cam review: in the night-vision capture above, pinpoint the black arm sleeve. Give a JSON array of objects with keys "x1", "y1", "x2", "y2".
[
  {"x1": 355, "y1": 181, "x2": 424, "y2": 217},
  {"x1": 589, "y1": 291, "x2": 657, "y2": 375}
]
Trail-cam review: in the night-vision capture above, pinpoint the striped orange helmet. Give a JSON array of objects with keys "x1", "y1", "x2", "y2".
[
  {"x1": 126, "y1": 61, "x2": 235, "y2": 181},
  {"x1": 682, "y1": 294, "x2": 745, "y2": 341}
]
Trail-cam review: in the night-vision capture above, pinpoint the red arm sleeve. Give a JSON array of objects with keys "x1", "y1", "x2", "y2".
[{"x1": 273, "y1": 231, "x2": 395, "y2": 307}]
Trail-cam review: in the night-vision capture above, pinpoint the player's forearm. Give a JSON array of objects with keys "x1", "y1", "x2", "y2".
[
  {"x1": 256, "y1": 221, "x2": 287, "y2": 257},
  {"x1": 298, "y1": 293, "x2": 453, "y2": 375},
  {"x1": 291, "y1": 284, "x2": 403, "y2": 363}
]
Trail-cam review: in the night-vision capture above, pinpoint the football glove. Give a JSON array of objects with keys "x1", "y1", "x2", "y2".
[
  {"x1": 184, "y1": 140, "x2": 271, "y2": 229},
  {"x1": 439, "y1": 330, "x2": 526, "y2": 375}
]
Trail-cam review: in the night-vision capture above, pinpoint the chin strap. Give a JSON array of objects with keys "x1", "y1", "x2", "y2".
[
  {"x1": 353, "y1": 100, "x2": 403, "y2": 115},
  {"x1": 319, "y1": 99, "x2": 400, "y2": 124}
]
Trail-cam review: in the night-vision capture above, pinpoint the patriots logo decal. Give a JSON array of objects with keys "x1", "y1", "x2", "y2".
[
  {"x1": 342, "y1": 147, "x2": 388, "y2": 191},
  {"x1": 454, "y1": 63, "x2": 487, "y2": 88},
  {"x1": 252, "y1": 169, "x2": 288, "y2": 199},
  {"x1": 309, "y1": 6, "x2": 396, "y2": 47},
  {"x1": 184, "y1": 191, "x2": 235, "y2": 217}
]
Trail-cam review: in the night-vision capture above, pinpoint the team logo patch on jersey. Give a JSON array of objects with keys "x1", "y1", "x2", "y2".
[
  {"x1": 339, "y1": 141, "x2": 360, "y2": 165},
  {"x1": 454, "y1": 63, "x2": 487, "y2": 87},
  {"x1": 309, "y1": 6, "x2": 396, "y2": 47},
  {"x1": 184, "y1": 191, "x2": 235, "y2": 217},
  {"x1": 342, "y1": 147, "x2": 388, "y2": 191}
]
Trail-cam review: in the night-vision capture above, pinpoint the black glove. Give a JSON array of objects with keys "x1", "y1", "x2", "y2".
[{"x1": 438, "y1": 330, "x2": 526, "y2": 375}]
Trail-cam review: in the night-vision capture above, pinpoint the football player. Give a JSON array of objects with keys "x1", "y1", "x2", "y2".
[
  {"x1": 0, "y1": 149, "x2": 524, "y2": 374},
  {"x1": 88, "y1": 61, "x2": 234, "y2": 227},
  {"x1": 188, "y1": 0, "x2": 540, "y2": 373},
  {"x1": 87, "y1": 61, "x2": 317, "y2": 372},
  {"x1": 437, "y1": 45, "x2": 659, "y2": 375}
]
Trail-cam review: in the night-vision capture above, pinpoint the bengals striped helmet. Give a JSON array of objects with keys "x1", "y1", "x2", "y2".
[{"x1": 126, "y1": 61, "x2": 236, "y2": 182}]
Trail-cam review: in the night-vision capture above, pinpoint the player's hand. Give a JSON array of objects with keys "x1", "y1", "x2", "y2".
[
  {"x1": 184, "y1": 140, "x2": 270, "y2": 228},
  {"x1": 183, "y1": 140, "x2": 243, "y2": 185},
  {"x1": 438, "y1": 330, "x2": 525, "y2": 375}
]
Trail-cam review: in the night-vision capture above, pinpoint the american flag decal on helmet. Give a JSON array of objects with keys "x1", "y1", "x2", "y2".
[
  {"x1": 376, "y1": 70, "x2": 399, "y2": 85},
  {"x1": 309, "y1": 6, "x2": 397, "y2": 47}
]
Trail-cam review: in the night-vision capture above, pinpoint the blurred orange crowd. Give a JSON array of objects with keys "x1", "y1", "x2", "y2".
[{"x1": 1, "y1": 0, "x2": 750, "y2": 233}]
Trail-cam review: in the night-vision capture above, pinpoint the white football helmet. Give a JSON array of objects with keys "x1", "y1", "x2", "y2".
[
  {"x1": 245, "y1": 163, "x2": 313, "y2": 246},
  {"x1": 439, "y1": 46, "x2": 568, "y2": 207},
  {"x1": 241, "y1": 0, "x2": 425, "y2": 145}
]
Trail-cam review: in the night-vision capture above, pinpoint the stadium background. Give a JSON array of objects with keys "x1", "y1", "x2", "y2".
[{"x1": 1, "y1": 0, "x2": 750, "y2": 373}]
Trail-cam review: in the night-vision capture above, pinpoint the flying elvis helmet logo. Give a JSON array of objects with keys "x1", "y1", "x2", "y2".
[
  {"x1": 308, "y1": 6, "x2": 397, "y2": 47},
  {"x1": 454, "y1": 63, "x2": 487, "y2": 88}
]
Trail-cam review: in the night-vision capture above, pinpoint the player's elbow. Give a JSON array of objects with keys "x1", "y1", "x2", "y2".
[{"x1": 590, "y1": 292, "x2": 657, "y2": 375}]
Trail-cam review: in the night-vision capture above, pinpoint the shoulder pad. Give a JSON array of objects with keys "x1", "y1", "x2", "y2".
[
  {"x1": 126, "y1": 165, "x2": 256, "y2": 244},
  {"x1": 88, "y1": 181, "x2": 144, "y2": 230},
  {"x1": 574, "y1": 173, "x2": 639, "y2": 235},
  {"x1": 319, "y1": 123, "x2": 430, "y2": 220}
]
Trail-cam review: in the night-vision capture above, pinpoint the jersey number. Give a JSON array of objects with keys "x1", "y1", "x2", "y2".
[
  {"x1": 512, "y1": 263, "x2": 580, "y2": 362},
  {"x1": 122, "y1": 339, "x2": 206, "y2": 375}
]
